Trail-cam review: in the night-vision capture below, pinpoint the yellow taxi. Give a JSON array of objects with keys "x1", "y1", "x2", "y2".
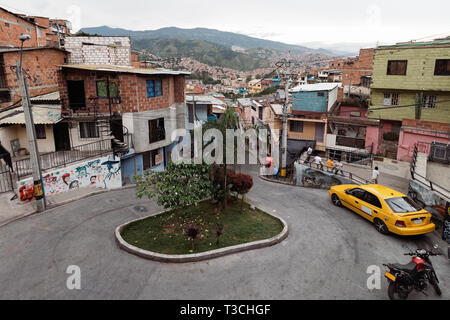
[{"x1": 328, "y1": 184, "x2": 435, "y2": 236}]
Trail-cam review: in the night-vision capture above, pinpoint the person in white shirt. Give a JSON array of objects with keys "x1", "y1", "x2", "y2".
[
  {"x1": 334, "y1": 160, "x2": 344, "y2": 176},
  {"x1": 305, "y1": 145, "x2": 313, "y2": 166},
  {"x1": 372, "y1": 167, "x2": 380, "y2": 184},
  {"x1": 314, "y1": 155, "x2": 324, "y2": 170}
]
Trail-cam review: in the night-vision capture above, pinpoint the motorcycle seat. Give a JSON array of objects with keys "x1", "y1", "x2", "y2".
[{"x1": 391, "y1": 262, "x2": 417, "y2": 273}]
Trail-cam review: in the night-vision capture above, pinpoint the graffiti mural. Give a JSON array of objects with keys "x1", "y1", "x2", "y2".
[
  {"x1": 293, "y1": 164, "x2": 355, "y2": 189},
  {"x1": 18, "y1": 155, "x2": 122, "y2": 202}
]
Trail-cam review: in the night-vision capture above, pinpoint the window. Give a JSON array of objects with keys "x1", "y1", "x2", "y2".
[
  {"x1": 434, "y1": 59, "x2": 450, "y2": 76},
  {"x1": 188, "y1": 104, "x2": 194, "y2": 124},
  {"x1": 290, "y1": 121, "x2": 303, "y2": 133},
  {"x1": 348, "y1": 188, "x2": 366, "y2": 200},
  {"x1": 259, "y1": 107, "x2": 263, "y2": 120},
  {"x1": 383, "y1": 93, "x2": 399, "y2": 106},
  {"x1": 317, "y1": 92, "x2": 325, "y2": 97},
  {"x1": 96, "y1": 81, "x2": 118, "y2": 98},
  {"x1": 423, "y1": 95, "x2": 437, "y2": 109},
  {"x1": 364, "y1": 192, "x2": 382, "y2": 208},
  {"x1": 387, "y1": 60, "x2": 408, "y2": 75},
  {"x1": 148, "y1": 118, "x2": 165, "y2": 144},
  {"x1": 35, "y1": 124, "x2": 46, "y2": 139},
  {"x1": 143, "y1": 149, "x2": 163, "y2": 170},
  {"x1": 79, "y1": 122, "x2": 99, "y2": 139},
  {"x1": 146, "y1": 79, "x2": 163, "y2": 98},
  {"x1": 385, "y1": 197, "x2": 422, "y2": 213}
]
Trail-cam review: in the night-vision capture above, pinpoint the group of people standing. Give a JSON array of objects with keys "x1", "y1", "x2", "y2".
[{"x1": 304, "y1": 145, "x2": 381, "y2": 184}]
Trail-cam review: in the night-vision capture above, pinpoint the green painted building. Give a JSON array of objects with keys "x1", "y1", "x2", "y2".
[{"x1": 369, "y1": 39, "x2": 450, "y2": 123}]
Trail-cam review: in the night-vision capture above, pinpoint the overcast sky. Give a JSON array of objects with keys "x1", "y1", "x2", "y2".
[{"x1": 3, "y1": 0, "x2": 449, "y2": 52}]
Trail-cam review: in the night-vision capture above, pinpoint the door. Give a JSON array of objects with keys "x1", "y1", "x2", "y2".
[
  {"x1": 358, "y1": 191, "x2": 383, "y2": 222},
  {"x1": 67, "y1": 80, "x2": 86, "y2": 111},
  {"x1": 315, "y1": 123, "x2": 325, "y2": 143},
  {"x1": 344, "y1": 188, "x2": 369, "y2": 219},
  {"x1": 53, "y1": 122, "x2": 71, "y2": 151}
]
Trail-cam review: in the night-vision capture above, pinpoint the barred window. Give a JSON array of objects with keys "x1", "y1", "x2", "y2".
[
  {"x1": 423, "y1": 95, "x2": 437, "y2": 109},
  {"x1": 383, "y1": 93, "x2": 399, "y2": 106}
]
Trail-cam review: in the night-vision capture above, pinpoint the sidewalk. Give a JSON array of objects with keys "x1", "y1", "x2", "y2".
[{"x1": 0, "y1": 185, "x2": 134, "y2": 227}]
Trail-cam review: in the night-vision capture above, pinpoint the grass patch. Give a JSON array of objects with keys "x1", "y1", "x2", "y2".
[{"x1": 121, "y1": 200, "x2": 284, "y2": 255}]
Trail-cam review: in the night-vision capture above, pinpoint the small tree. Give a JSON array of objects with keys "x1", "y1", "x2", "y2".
[
  {"x1": 185, "y1": 225, "x2": 199, "y2": 251},
  {"x1": 230, "y1": 173, "x2": 254, "y2": 211},
  {"x1": 136, "y1": 162, "x2": 212, "y2": 223},
  {"x1": 216, "y1": 222, "x2": 224, "y2": 245}
]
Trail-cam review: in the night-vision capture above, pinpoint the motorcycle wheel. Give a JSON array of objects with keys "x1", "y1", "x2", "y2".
[
  {"x1": 429, "y1": 272, "x2": 442, "y2": 296},
  {"x1": 388, "y1": 282, "x2": 408, "y2": 300}
]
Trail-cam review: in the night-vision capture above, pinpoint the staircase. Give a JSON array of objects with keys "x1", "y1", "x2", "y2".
[{"x1": 96, "y1": 118, "x2": 132, "y2": 155}]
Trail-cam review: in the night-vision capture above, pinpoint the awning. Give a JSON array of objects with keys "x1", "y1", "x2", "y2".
[{"x1": 0, "y1": 105, "x2": 62, "y2": 125}]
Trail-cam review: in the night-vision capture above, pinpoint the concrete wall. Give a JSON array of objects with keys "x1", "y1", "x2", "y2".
[
  {"x1": 18, "y1": 154, "x2": 121, "y2": 202},
  {"x1": 0, "y1": 124, "x2": 56, "y2": 155}
]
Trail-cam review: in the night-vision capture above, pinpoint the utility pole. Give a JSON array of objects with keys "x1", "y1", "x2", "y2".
[
  {"x1": 281, "y1": 56, "x2": 291, "y2": 177},
  {"x1": 16, "y1": 34, "x2": 46, "y2": 212}
]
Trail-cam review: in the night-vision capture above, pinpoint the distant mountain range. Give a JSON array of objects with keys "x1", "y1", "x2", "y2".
[{"x1": 80, "y1": 26, "x2": 351, "y2": 71}]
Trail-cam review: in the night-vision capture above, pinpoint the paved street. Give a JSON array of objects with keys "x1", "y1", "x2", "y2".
[{"x1": 0, "y1": 166, "x2": 449, "y2": 300}]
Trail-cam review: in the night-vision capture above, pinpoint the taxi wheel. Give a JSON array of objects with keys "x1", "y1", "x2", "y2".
[
  {"x1": 331, "y1": 194, "x2": 342, "y2": 207},
  {"x1": 374, "y1": 218, "x2": 389, "y2": 235}
]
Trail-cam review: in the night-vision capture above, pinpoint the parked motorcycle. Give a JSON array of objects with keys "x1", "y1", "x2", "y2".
[{"x1": 384, "y1": 246, "x2": 442, "y2": 300}]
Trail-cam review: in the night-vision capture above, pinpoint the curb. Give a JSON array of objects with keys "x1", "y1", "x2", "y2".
[
  {"x1": 115, "y1": 207, "x2": 289, "y2": 263},
  {"x1": 0, "y1": 184, "x2": 137, "y2": 229}
]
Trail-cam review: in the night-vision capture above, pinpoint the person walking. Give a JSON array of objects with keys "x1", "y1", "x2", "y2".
[
  {"x1": 372, "y1": 166, "x2": 380, "y2": 184},
  {"x1": 305, "y1": 145, "x2": 313, "y2": 166},
  {"x1": 334, "y1": 159, "x2": 344, "y2": 176}
]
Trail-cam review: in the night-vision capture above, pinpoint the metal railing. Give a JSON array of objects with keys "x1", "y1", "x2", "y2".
[
  {"x1": 0, "y1": 162, "x2": 13, "y2": 194},
  {"x1": 14, "y1": 139, "x2": 113, "y2": 179}
]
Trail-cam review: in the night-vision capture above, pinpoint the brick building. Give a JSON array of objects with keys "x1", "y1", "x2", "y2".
[
  {"x1": 368, "y1": 39, "x2": 450, "y2": 160},
  {"x1": 57, "y1": 64, "x2": 189, "y2": 173},
  {"x1": 0, "y1": 47, "x2": 67, "y2": 109},
  {"x1": 0, "y1": 7, "x2": 70, "y2": 49}
]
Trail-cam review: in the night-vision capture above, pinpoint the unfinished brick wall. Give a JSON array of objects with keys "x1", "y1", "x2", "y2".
[
  {"x1": 59, "y1": 69, "x2": 184, "y2": 114},
  {"x1": 330, "y1": 48, "x2": 375, "y2": 86},
  {"x1": 0, "y1": 48, "x2": 67, "y2": 109},
  {"x1": 0, "y1": 8, "x2": 48, "y2": 48},
  {"x1": 402, "y1": 119, "x2": 450, "y2": 133},
  {"x1": 65, "y1": 37, "x2": 131, "y2": 66}
]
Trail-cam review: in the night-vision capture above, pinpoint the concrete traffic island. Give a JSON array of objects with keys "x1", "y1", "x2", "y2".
[{"x1": 115, "y1": 206, "x2": 289, "y2": 263}]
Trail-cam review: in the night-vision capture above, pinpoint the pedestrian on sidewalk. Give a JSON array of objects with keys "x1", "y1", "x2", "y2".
[
  {"x1": 327, "y1": 158, "x2": 335, "y2": 173},
  {"x1": 314, "y1": 155, "x2": 324, "y2": 171},
  {"x1": 334, "y1": 159, "x2": 344, "y2": 176},
  {"x1": 372, "y1": 166, "x2": 380, "y2": 184},
  {"x1": 304, "y1": 145, "x2": 313, "y2": 166}
]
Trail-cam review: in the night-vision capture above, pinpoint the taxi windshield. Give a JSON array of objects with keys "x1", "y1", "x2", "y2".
[{"x1": 385, "y1": 197, "x2": 422, "y2": 213}]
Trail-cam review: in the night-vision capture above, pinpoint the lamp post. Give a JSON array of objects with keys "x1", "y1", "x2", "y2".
[{"x1": 16, "y1": 33, "x2": 46, "y2": 212}]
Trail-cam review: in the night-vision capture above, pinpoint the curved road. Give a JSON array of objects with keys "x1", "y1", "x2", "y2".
[{"x1": 0, "y1": 168, "x2": 449, "y2": 299}]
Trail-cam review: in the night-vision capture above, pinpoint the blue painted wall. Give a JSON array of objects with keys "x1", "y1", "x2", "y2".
[{"x1": 292, "y1": 91, "x2": 328, "y2": 113}]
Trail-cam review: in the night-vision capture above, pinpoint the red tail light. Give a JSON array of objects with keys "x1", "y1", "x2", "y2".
[{"x1": 395, "y1": 220, "x2": 406, "y2": 228}]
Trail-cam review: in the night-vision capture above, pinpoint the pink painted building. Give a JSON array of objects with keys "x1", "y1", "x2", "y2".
[{"x1": 397, "y1": 119, "x2": 450, "y2": 161}]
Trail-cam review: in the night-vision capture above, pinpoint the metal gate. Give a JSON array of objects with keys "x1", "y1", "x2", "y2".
[{"x1": 0, "y1": 162, "x2": 13, "y2": 194}]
